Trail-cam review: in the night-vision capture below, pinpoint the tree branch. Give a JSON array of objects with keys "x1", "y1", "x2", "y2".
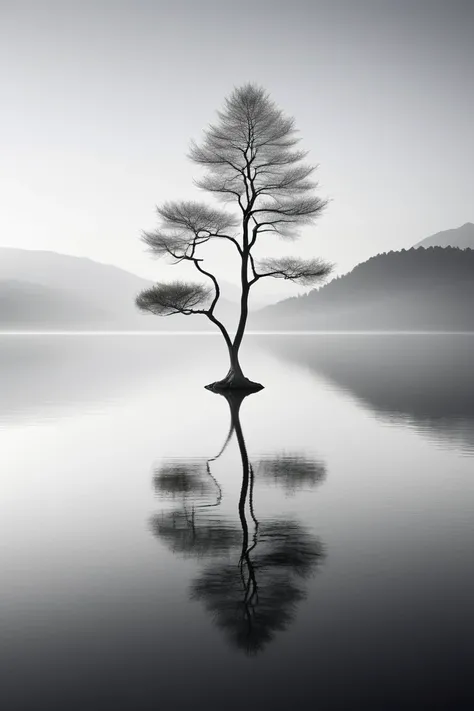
[
  {"x1": 135, "y1": 281, "x2": 212, "y2": 316},
  {"x1": 251, "y1": 257, "x2": 334, "y2": 286},
  {"x1": 193, "y1": 259, "x2": 221, "y2": 314}
]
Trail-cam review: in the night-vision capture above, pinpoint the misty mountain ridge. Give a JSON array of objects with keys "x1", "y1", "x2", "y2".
[
  {"x1": 0, "y1": 279, "x2": 109, "y2": 326},
  {"x1": 0, "y1": 247, "x2": 237, "y2": 330},
  {"x1": 253, "y1": 246, "x2": 474, "y2": 331},
  {"x1": 1, "y1": 228, "x2": 474, "y2": 331},
  {"x1": 414, "y1": 222, "x2": 474, "y2": 250}
]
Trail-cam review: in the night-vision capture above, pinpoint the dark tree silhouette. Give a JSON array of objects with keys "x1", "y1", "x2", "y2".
[
  {"x1": 136, "y1": 84, "x2": 332, "y2": 390},
  {"x1": 150, "y1": 389, "x2": 326, "y2": 654}
]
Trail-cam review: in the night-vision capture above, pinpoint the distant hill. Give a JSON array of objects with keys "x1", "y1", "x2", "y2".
[
  {"x1": 3, "y1": 243, "x2": 473, "y2": 332},
  {"x1": 0, "y1": 280, "x2": 109, "y2": 327},
  {"x1": 0, "y1": 248, "x2": 236, "y2": 330},
  {"x1": 0, "y1": 248, "x2": 151, "y2": 328},
  {"x1": 414, "y1": 222, "x2": 474, "y2": 249},
  {"x1": 253, "y1": 247, "x2": 474, "y2": 331}
]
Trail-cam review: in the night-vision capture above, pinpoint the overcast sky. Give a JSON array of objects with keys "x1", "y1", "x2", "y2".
[{"x1": 1, "y1": 0, "x2": 472, "y2": 287}]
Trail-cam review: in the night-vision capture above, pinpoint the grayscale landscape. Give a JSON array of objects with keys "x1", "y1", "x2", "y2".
[{"x1": 1, "y1": 1, "x2": 473, "y2": 710}]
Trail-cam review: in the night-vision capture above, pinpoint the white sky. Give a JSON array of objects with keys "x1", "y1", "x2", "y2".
[{"x1": 1, "y1": 0, "x2": 472, "y2": 289}]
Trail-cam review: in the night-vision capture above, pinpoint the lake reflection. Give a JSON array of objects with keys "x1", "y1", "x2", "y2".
[
  {"x1": 0, "y1": 334, "x2": 473, "y2": 710},
  {"x1": 261, "y1": 333, "x2": 474, "y2": 454},
  {"x1": 151, "y1": 390, "x2": 325, "y2": 654}
]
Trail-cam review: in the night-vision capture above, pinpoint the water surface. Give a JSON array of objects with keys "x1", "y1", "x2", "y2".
[{"x1": 1, "y1": 334, "x2": 473, "y2": 710}]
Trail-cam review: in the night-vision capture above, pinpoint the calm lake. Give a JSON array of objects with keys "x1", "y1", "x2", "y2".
[{"x1": 1, "y1": 333, "x2": 473, "y2": 710}]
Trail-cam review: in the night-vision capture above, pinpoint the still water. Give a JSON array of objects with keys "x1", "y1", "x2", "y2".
[{"x1": 0, "y1": 334, "x2": 473, "y2": 710}]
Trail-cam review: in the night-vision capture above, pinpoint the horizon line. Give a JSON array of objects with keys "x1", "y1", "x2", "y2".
[{"x1": 0, "y1": 330, "x2": 473, "y2": 337}]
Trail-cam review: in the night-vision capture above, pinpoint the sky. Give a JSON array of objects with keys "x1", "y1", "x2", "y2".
[{"x1": 1, "y1": 0, "x2": 472, "y2": 290}]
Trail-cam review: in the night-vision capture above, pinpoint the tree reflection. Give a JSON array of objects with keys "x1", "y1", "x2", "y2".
[
  {"x1": 153, "y1": 461, "x2": 217, "y2": 501},
  {"x1": 150, "y1": 453, "x2": 241, "y2": 559},
  {"x1": 151, "y1": 509, "x2": 242, "y2": 559},
  {"x1": 257, "y1": 453, "x2": 326, "y2": 495},
  {"x1": 150, "y1": 389, "x2": 326, "y2": 654},
  {"x1": 191, "y1": 518, "x2": 324, "y2": 654}
]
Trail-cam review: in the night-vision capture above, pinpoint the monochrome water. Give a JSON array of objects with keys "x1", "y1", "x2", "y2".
[{"x1": 1, "y1": 334, "x2": 473, "y2": 710}]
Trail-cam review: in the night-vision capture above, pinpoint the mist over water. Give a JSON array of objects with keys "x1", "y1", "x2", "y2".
[{"x1": 1, "y1": 334, "x2": 473, "y2": 710}]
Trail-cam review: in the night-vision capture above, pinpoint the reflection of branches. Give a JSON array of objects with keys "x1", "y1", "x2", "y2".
[
  {"x1": 153, "y1": 394, "x2": 238, "y2": 509},
  {"x1": 150, "y1": 389, "x2": 327, "y2": 655},
  {"x1": 257, "y1": 520, "x2": 324, "y2": 579},
  {"x1": 257, "y1": 453, "x2": 326, "y2": 495},
  {"x1": 248, "y1": 464, "x2": 259, "y2": 542},
  {"x1": 150, "y1": 400, "x2": 241, "y2": 557},
  {"x1": 150, "y1": 508, "x2": 242, "y2": 559},
  {"x1": 208, "y1": 409, "x2": 235, "y2": 463},
  {"x1": 192, "y1": 566, "x2": 302, "y2": 654},
  {"x1": 153, "y1": 462, "x2": 214, "y2": 500},
  {"x1": 150, "y1": 461, "x2": 234, "y2": 558},
  {"x1": 192, "y1": 519, "x2": 324, "y2": 654}
]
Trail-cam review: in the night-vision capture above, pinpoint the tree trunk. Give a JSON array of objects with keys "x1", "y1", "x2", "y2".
[
  {"x1": 205, "y1": 343, "x2": 263, "y2": 392},
  {"x1": 205, "y1": 242, "x2": 263, "y2": 392}
]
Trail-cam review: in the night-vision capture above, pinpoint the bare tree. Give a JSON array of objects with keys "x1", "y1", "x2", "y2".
[{"x1": 136, "y1": 84, "x2": 332, "y2": 390}]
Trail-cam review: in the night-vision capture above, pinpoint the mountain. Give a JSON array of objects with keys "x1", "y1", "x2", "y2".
[
  {"x1": 414, "y1": 222, "x2": 474, "y2": 249},
  {"x1": 0, "y1": 248, "x2": 149, "y2": 328},
  {"x1": 3, "y1": 240, "x2": 473, "y2": 332},
  {"x1": 0, "y1": 248, "x2": 236, "y2": 330},
  {"x1": 252, "y1": 247, "x2": 474, "y2": 332},
  {"x1": 0, "y1": 280, "x2": 109, "y2": 327}
]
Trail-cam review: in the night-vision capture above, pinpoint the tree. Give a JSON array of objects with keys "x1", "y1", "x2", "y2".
[{"x1": 136, "y1": 84, "x2": 332, "y2": 390}]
